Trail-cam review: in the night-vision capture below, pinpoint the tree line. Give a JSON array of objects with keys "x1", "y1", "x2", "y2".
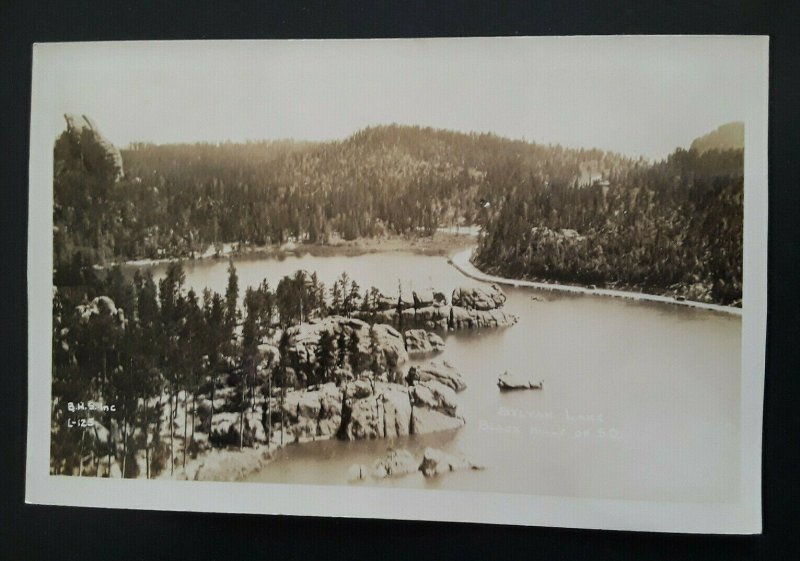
[
  {"x1": 52, "y1": 257, "x2": 405, "y2": 477},
  {"x1": 53, "y1": 123, "x2": 641, "y2": 272},
  {"x1": 473, "y1": 147, "x2": 744, "y2": 304}
]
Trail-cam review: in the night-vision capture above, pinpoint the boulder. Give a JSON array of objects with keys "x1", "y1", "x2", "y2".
[
  {"x1": 448, "y1": 305, "x2": 516, "y2": 330},
  {"x1": 404, "y1": 329, "x2": 446, "y2": 354},
  {"x1": 400, "y1": 307, "x2": 417, "y2": 323},
  {"x1": 363, "y1": 309, "x2": 396, "y2": 324},
  {"x1": 380, "y1": 386, "x2": 413, "y2": 438},
  {"x1": 449, "y1": 306, "x2": 475, "y2": 329},
  {"x1": 280, "y1": 391, "x2": 302, "y2": 422},
  {"x1": 412, "y1": 289, "x2": 447, "y2": 308},
  {"x1": 317, "y1": 383, "x2": 342, "y2": 438},
  {"x1": 274, "y1": 384, "x2": 345, "y2": 439},
  {"x1": 371, "y1": 449, "x2": 420, "y2": 479},
  {"x1": 412, "y1": 361, "x2": 466, "y2": 392},
  {"x1": 370, "y1": 323, "x2": 409, "y2": 367},
  {"x1": 297, "y1": 391, "x2": 322, "y2": 419},
  {"x1": 209, "y1": 412, "x2": 256, "y2": 447},
  {"x1": 348, "y1": 463, "x2": 369, "y2": 481},
  {"x1": 427, "y1": 332, "x2": 445, "y2": 351},
  {"x1": 411, "y1": 380, "x2": 459, "y2": 415},
  {"x1": 472, "y1": 309, "x2": 517, "y2": 328},
  {"x1": 345, "y1": 379, "x2": 373, "y2": 400},
  {"x1": 497, "y1": 372, "x2": 543, "y2": 390},
  {"x1": 341, "y1": 381, "x2": 414, "y2": 440},
  {"x1": 318, "y1": 383, "x2": 343, "y2": 417},
  {"x1": 451, "y1": 284, "x2": 506, "y2": 311},
  {"x1": 342, "y1": 395, "x2": 384, "y2": 440},
  {"x1": 286, "y1": 316, "x2": 408, "y2": 370},
  {"x1": 409, "y1": 380, "x2": 464, "y2": 435},
  {"x1": 414, "y1": 305, "x2": 450, "y2": 323},
  {"x1": 419, "y1": 447, "x2": 483, "y2": 477},
  {"x1": 411, "y1": 407, "x2": 465, "y2": 435}
]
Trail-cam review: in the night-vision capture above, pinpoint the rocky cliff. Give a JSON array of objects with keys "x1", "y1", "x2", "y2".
[
  {"x1": 354, "y1": 284, "x2": 517, "y2": 331},
  {"x1": 61, "y1": 113, "x2": 124, "y2": 180}
]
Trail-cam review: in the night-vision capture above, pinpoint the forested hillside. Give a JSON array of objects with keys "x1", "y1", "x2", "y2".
[
  {"x1": 473, "y1": 147, "x2": 743, "y2": 304},
  {"x1": 53, "y1": 121, "x2": 743, "y2": 304},
  {"x1": 54, "y1": 124, "x2": 638, "y2": 270},
  {"x1": 690, "y1": 121, "x2": 744, "y2": 154}
]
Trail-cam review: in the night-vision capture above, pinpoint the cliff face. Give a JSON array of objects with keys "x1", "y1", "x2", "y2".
[{"x1": 62, "y1": 113, "x2": 124, "y2": 180}]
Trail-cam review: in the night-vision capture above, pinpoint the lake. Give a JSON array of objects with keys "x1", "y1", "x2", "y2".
[{"x1": 143, "y1": 249, "x2": 741, "y2": 503}]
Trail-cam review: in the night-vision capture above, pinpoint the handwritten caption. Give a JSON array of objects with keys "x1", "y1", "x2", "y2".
[{"x1": 478, "y1": 407, "x2": 623, "y2": 440}]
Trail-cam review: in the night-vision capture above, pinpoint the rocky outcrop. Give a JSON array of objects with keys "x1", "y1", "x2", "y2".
[
  {"x1": 412, "y1": 289, "x2": 447, "y2": 308},
  {"x1": 370, "y1": 324, "x2": 408, "y2": 368},
  {"x1": 404, "y1": 329, "x2": 445, "y2": 354},
  {"x1": 189, "y1": 446, "x2": 273, "y2": 482},
  {"x1": 76, "y1": 296, "x2": 127, "y2": 327},
  {"x1": 409, "y1": 381, "x2": 465, "y2": 434},
  {"x1": 354, "y1": 304, "x2": 516, "y2": 331},
  {"x1": 497, "y1": 372, "x2": 543, "y2": 390},
  {"x1": 371, "y1": 449, "x2": 420, "y2": 479},
  {"x1": 63, "y1": 114, "x2": 124, "y2": 180},
  {"x1": 350, "y1": 447, "x2": 483, "y2": 481},
  {"x1": 341, "y1": 381, "x2": 414, "y2": 440},
  {"x1": 408, "y1": 360, "x2": 466, "y2": 392},
  {"x1": 347, "y1": 463, "x2": 369, "y2": 481},
  {"x1": 411, "y1": 306, "x2": 451, "y2": 330},
  {"x1": 277, "y1": 383, "x2": 343, "y2": 440},
  {"x1": 451, "y1": 284, "x2": 506, "y2": 310},
  {"x1": 373, "y1": 290, "x2": 414, "y2": 311},
  {"x1": 449, "y1": 306, "x2": 517, "y2": 329},
  {"x1": 353, "y1": 284, "x2": 516, "y2": 331},
  {"x1": 419, "y1": 447, "x2": 484, "y2": 477},
  {"x1": 271, "y1": 376, "x2": 466, "y2": 442},
  {"x1": 209, "y1": 412, "x2": 257, "y2": 447},
  {"x1": 286, "y1": 316, "x2": 409, "y2": 370}
]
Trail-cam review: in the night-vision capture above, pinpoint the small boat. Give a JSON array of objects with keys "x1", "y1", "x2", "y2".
[{"x1": 497, "y1": 371, "x2": 544, "y2": 391}]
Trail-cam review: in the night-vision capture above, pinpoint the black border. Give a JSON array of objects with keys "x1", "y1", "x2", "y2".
[{"x1": 2, "y1": 1, "x2": 798, "y2": 560}]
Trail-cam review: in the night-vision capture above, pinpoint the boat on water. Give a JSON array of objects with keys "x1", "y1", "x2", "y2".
[{"x1": 497, "y1": 371, "x2": 543, "y2": 390}]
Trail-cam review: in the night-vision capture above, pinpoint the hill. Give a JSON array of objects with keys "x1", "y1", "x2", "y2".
[
  {"x1": 54, "y1": 123, "x2": 639, "y2": 268},
  {"x1": 690, "y1": 122, "x2": 744, "y2": 154},
  {"x1": 53, "y1": 120, "x2": 743, "y2": 304}
]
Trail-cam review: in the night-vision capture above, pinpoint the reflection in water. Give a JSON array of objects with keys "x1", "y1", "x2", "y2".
[{"x1": 140, "y1": 251, "x2": 741, "y2": 502}]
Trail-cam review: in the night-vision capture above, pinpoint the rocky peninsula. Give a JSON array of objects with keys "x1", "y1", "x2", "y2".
[{"x1": 60, "y1": 282, "x2": 516, "y2": 482}]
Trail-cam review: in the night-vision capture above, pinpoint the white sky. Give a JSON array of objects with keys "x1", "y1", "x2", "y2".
[{"x1": 36, "y1": 36, "x2": 767, "y2": 161}]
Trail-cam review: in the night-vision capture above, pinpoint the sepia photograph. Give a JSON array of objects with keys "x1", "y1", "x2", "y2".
[{"x1": 26, "y1": 37, "x2": 768, "y2": 532}]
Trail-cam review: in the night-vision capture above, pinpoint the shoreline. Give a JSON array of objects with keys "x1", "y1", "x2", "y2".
[
  {"x1": 448, "y1": 248, "x2": 742, "y2": 317},
  {"x1": 103, "y1": 232, "x2": 478, "y2": 269},
  {"x1": 79, "y1": 235, "x2": 739, "y2": 483}
]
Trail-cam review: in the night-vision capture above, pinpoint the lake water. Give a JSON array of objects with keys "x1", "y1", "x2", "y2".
[{"x1": 144, "y1": 250, "x2": 741, "y2": 502}]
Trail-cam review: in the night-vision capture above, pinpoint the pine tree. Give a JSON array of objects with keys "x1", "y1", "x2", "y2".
[
  {"x1": 315, "y1": 331, "x2": 336, "y2": 385},
  {"x1": 347, "y1": 330, "x2": 361, "y2": 374},
  {"x1": 224, "y1": 258, "x2": 239, "y2": 336}
]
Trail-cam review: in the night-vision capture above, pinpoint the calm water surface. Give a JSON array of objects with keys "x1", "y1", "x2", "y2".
[{"x1": 144, "y1": 251, "x2": 741, "y2": 502}]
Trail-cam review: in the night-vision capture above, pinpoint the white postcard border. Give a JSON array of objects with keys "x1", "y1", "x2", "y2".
[{"x1": 26, "y1": 37, "x2": 768, "y2": 533}]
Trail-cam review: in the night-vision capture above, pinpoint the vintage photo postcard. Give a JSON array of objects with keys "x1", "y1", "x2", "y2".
[{"x1": 26, "y1": 37, "x2": 768, "y2": 533}]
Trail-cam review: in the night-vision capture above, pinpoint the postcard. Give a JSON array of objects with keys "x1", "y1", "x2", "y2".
[{"x1": 26, "y1": 36, "x2": 768, "y2": 533}]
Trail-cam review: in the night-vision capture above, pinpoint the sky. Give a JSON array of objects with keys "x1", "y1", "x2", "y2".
[{"x1": 36, "y1": 36, "x2": 767, "y2": 161}]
